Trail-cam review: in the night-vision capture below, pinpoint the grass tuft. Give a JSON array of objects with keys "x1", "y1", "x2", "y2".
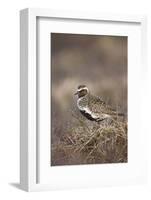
[{"x1": 51, "y1": 110, "x2": 127, "y2": 166}]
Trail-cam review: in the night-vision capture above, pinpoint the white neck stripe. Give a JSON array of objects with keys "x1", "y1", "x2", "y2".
[{"x1": 77, "y1": 87, "x2": 89, "y2": 92}]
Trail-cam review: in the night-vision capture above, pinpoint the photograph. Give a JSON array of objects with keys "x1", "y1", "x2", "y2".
[{"x1": 51, "y1": 32, "x2": 127, "y2": 166}]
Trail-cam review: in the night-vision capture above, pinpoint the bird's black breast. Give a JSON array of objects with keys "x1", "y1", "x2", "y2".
[{"x1": 80, "y1": 110, "x2": 96, "y2": 121}]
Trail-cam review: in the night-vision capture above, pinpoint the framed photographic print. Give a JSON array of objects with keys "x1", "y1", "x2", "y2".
[{"x1": 20, "y1": 8, "x2": 147, "y2": 191}]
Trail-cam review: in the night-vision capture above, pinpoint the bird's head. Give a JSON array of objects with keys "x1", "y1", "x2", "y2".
[{"x1": 74, "y1": 85, "x2": 89, "y2": 98}]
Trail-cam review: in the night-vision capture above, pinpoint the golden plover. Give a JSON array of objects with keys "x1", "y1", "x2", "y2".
[{"x1": 74, "y1": 85, "x2": 124, "y2": 122}]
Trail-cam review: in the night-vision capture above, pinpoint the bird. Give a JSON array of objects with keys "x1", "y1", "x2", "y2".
[{"x1": 74, "y1": 85, "x2": 124, "y2": 122}]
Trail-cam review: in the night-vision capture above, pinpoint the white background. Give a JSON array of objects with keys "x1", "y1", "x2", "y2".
[
  {"x1": 0, "y1": 0, "x2": 151, "y2": 199},
  {"x1": 38, "y1": 17, "x2": 145, "y2": 187}
]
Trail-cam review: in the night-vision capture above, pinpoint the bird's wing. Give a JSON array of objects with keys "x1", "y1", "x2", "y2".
[{"x1": 88, "y1": 95, "x2": 117, "y2": 116}]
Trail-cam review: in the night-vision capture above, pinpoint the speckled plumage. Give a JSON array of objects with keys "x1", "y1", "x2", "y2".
[{"x1": 75, "y1": 85, "x2": 123, "y2": 122}]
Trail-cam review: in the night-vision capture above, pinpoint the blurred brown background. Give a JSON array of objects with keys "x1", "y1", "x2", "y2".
[{"x1": 51, "y1": 33, "x2": 127, "y2": 165}]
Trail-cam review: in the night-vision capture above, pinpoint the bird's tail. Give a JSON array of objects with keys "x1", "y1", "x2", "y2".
[{"x1": 117, "y1": 112, "x2": 125, "y2": 116}]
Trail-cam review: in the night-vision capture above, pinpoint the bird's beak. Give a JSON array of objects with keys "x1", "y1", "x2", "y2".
[{"x1": 74, "y1": 91, "x2": 78, "y2": 95}]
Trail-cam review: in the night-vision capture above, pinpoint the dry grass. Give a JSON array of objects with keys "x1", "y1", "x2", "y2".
[{"x1": 51, "y1": 110, "x2": 127, "y2": 166}]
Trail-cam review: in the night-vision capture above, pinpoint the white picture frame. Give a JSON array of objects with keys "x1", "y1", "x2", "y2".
[{"x1": 20, "y1": 8, "x2": 147, "y2": 192}]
